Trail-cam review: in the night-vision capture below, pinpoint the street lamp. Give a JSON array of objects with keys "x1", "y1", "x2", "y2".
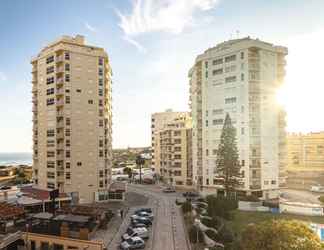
[{"x1": 136, "y1": 155, "x2": 145, "y2": 184}]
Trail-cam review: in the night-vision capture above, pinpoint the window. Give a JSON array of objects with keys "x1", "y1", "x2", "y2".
[
  {"x1": 225, "y1": 76, "x2": 236, "y2": 83},
  {"x1": 99, "y1": 100, "x2": 103, "y2": 107},
  {"x1": 241, "y1": 73, "x2": 244, "y2": 81},
  {"x1": 174, "y1": 139, "x2": 181, "y2": 144},
  {"x1": 99, "y1": 68, "x2": 103, "y2": 76},
  {"x1": 241, "y1": 52, "x2": 244, "y2": 59},
  {"x1": 47, "y1": 129, "x2": 55, "y2": 137},
  {"x1": 99, "y1": 120, "x2": 103, "y2": 127},
  {"x1": 174, "y1": 131, "x2": 181, "y2": 136},
  {"x1": 212, "y1": 58, "x2": 223, "y2": 65},
  {"x1": 88, "y1": 100, "x2": 94, "y2": 104},
  {"x1": 65, "y1": 74, "x2": 70, "y2": 82},
  {"x1": 99, "y1": 150, "x2": 103, "y2": 157},
  {"x1": 47, "y1": 172, "x2": 55, "y2": 179},
  {"x1": 206, "y1": 120, "x2": 208, "y2": 127},
  {"x1": 46, "y1": 77, "x2": 55, "y2": 85},
  {"x1": 174, "y1": 146, "x2": 181, "y2": 151},
  {"x1": 65, "y1": 89, "x2": 70, "y2": 93},
  {"x1": 174, "y1": 154, "x2": 181, "y2": 159},
  {"x1": 241, "y1": 127, "x2": 244, "y2": 135},
  {"x1": 66, "y1": 139, "x2": 70, "y2": 147},
  {"x1": 99, "y1": 58, "x2": 104, "y2": 66},
  {"x1": 47, "y1": 182, "x2": 55, "y2": 189},
  {"x1": 99, "y1": 180, "x2": 104, "y2": 188},
  {"x1": 206, "y1": 179, "x2": 209, "y2": 185},
  {"x1": 225, "y1": 65, "x2": 236, "y2": 73},
  {"x1": 65, "y1": 129, "x2": 70, "y2": 136},
  {"x1": 225, "y1": 97, "x2": 237, "y2": 104},
  {"x1": 65, "y1": 52, "x2": 70, "y2": 60},
  {"x1": 99, "y1": 78, "x2": 103, "y2": 86},
  {"x1": 65, "y1": 96, "x2": 70, "y2": 104},
  {"x1": 66, "y1": 151, "x2": 70, "y2": 158},
  {"x1": 225, "y1": 54, "x2": 236, "y2": 63},
  {"x1": 46, "y1": 66, "x2": 54, "y2": 74},
  {"x1": 271, "y1": 180, "x2": 276, "y2": 185},
  {"x1": 65, "y1": 64, "x2": 70, "y2": 71},
  {"x1": 66, "y1": 162, "x2": 70, "y2": 169},
  {"x1": 46, "y1": 98, "x2": 55, "y2": 106},
  {"x1": 212, "y1": 119, "x2": 223, "y2": 125},
  {"x1": 99, "y1": 140, "x2": 103, "y2": 147},
  {"x1": 46, "y1": 88, "x2": 54, "y2": 95},
  {"x1": 47, "y1": 140, "x2": 55, "y2": 147},
  {"x1": 99, "y1": 170, "x2": 104, "y2": 177},
  {"x1": 76, "y1": 89, "x2": 81, "y2": 93},
  {"x1": 212, "y1": 68, "x2": 223, "y2": 75},
  {"x1": 66, "y1": 118, "x2": 70, "y2": 126},
  {"x1": 47, "y1": 151, "x2": 55, "y2": 157},
  {"x1": 47, "y1": 161, "x2": 55, "y2": 168},
  {"x1": 212, "y1": 109, "x2": 223, "y2": 115},
  {"x1": 77, "y1": 162, "x2": 82, "y2": 166},
  {"x1": 205, "y1": 61, "x2": 208, "y2": 68},
  {"x1": 99, "y1": 109, "x2": 103, "y2": 117},
  {"x1": 46, "y1": 56, "x2": 54, "y2": 64},
  {"x1": 99, "y1": 89, "x2": 103, "y2": 96},
  {"x1": 66, "y1": 172, "x2": 71, "y2": 180},
  {"x1": 206, "y1": 149, "x2": 209, "y2": 156},
  {"x1": 241, "y1": 160, "x2": 245, "y2": 166},
  {"x1": 174, "y1": 171, "x2": 182, "y2": 176}
]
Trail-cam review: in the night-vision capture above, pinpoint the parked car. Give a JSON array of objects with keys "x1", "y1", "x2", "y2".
[
  {"x1": 122, "y1": 227, "x2": 149, "y2": 241},
  {"x1": 162, "y1": 187, "x2": 176, "y2": 193},
  {"x1": 134, "y1": 208, "x2": 153, "y2": 214},
  {"x1": 132, "y1": 211, "x2": 154, "y2": 221},
  {"x1": 131, "y1": 217, "x2": 153, "y2": 226},
  {"x1": 129, "y1": 223, "x2": 148, "y2": 229},
  {"x1": 183, "y1": 191, "x2": 199, "y2": 198},
  {"x1": 120, "y1": 236, "x2": 145, "y2": 249}
]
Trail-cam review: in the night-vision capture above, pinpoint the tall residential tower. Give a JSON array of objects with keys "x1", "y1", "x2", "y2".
[
  {"x1": 189, "y1": 37, "x2": 287, "y2": 199},
  {"x1": 31, "y1": 35, "x2": 113, "y2": 203}
]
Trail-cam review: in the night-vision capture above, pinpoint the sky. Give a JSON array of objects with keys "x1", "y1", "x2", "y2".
[{"x1": 0, "y1": 0, "x2": 324, "y2": 152}]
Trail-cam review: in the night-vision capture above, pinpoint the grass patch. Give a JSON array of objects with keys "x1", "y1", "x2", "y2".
[{"x1": 228, "y1": 210, "x2": 324, "y2": 236}]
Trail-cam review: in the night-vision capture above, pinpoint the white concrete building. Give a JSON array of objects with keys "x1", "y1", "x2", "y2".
[{"x1": 189, "y1": 37, "x2": 287, "y2": 199}]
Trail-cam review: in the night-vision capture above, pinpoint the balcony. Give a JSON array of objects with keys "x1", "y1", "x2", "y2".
[
  {"x1": 56, "y1": 131, "x2": 64, "y2": 140},
  {"x1": 56, "y1": 88, "x2": 64, "y2": 96},
  {"x1": 57, "y1": 120, "x2": 64, "y2": 128},
  {"x1": 56, "y1": 99, "x2": 64, "y2": 106},
  {"x1": 57, "y1": 109, "x2": 64, "y2": 117},
  {"x1": 57, "y1": 175, "x2": 65, "y2": 182},
  {"x1": 56, "y1": 55, "x2": 64, "y2": 63},
  {"x1": 56, "y1": 154, "x2": 64, "y2": 161},
  {"x1": 56, "y1": 77, "x2": 64, "y2": 86},
  {"x1": 32, "y1": 106, "x2": 38, "y2": 113},
  {"x1": 56, "y1": 66, "x2": 64, "y2": 74}
]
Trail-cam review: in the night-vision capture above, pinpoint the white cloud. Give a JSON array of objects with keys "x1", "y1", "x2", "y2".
[
  {"x1": 84, "y1": 22, "x2": 97, "y2": 32},
  {"x1": 0, "y1": 72, "x2": 7, "y2": 81},
  {"x1": 123, "y1": 36, "x2": 147, "y2": 53},
  {"x1": 117, "y1": 0, "x2": 220, "y2": 51}
]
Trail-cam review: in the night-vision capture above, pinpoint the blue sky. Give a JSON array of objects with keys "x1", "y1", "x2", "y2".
[{"x1": 1, "y1": 0, "x2": 324, "y2": 152}]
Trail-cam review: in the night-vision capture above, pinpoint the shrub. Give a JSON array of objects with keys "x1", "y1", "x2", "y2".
[
  {"x1": 200, "y1": 217, "x2": 221, "y2": 229},
  {"x1": 206, "y1": 195, "x2": 238, "y2": 220},
  {"x1": 318, "y1": 196, "x2": 324, "y2": 204},
  {"x1": 205, "y1": 229, "x2": 218, "y2": 241},
  {"x1": 189, "y1": 226, "x2": 204, "y2": 243}
]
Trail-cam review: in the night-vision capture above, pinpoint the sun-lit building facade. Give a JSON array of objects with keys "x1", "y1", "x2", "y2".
[
  {"x1": 189, "y1": 37, "x2": 287, "y2": 199},
  {"x1": 31, "y1": 35, "x2": 113, "y2": 203}
]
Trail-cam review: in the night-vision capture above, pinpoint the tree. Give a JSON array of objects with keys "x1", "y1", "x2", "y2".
[
  {"x1": 216, "y1": 113, "x2": 241, "y2": 196},
  {"x1": 123, "y1": 167, "x2": 132, "y2": 178},
  {"x1": 241, "y1": 220, "x2": 322, "y2": 250}
]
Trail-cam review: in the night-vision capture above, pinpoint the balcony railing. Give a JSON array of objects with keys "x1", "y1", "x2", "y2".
[
  {"x1": 56, "y1": 66, "x2": 64, "y2": 74},
  {"x1": 56, "y1": 78, "x2": 64, "y2": 85},
  {"x1": 56, "y1": 88, "x2": 64, "y2": 96},
  {"x1": 57, "y1": 110, "x2": 64, "y2": 117},
  {"x1": 56, "y1": 99, "x2": 64, "y2": 106},
  {"x1": 56, "y1": 55, "x2": 64, "y2": 63}
]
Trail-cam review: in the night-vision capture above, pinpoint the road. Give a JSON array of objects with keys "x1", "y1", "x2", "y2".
[
  {"x1": 107, "y1": 184, "x2": 190, "y2": 250},
  {"x1": 281, "y1": 189, "x2": 321, "y2": 204}
]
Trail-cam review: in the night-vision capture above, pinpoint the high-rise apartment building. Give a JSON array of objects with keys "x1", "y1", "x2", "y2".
[
  {"x1": 156, "y1": 114, "x2": 193, "y2": 188},
  {"x1": 287, "y1": 132, "x2": 324, "y2": 170},
  {"x1": 31, "y1": 35, "x2": 113, "y2": 203},
  {"x1": 189, "y1": 37, "x2": 287, "y2": 199},
  {"x1": 151, "y1": 109, "x2": 187, "y2": 173}
]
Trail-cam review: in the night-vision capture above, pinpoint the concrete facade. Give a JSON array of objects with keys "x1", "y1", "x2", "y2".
[
  {"x1": 189, "y1": 37, "x2": 287, "y2": 199},
  {"x1": 31, "y1": 35, "x2": 112, "y2": 203}
]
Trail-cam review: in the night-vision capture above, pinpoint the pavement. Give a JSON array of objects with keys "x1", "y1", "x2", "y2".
[{"x1": 105, "y1": 184, "x2": 190, "y2": 250}]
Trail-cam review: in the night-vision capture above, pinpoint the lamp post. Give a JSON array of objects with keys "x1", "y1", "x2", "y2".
[{"x1": 136, "y1": 155, "x2": 145, "y2": 184}]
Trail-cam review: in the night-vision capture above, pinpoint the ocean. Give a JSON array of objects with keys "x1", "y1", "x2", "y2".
[{"x1": 0, "y1": 152, "x2": 32, "y2": 166}]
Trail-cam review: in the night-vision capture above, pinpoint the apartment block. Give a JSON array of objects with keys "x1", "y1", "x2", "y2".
[
  {"x1": 156, "y1": 114, "x2": 193, "y2": 188},
  {"x1": 189, "y1": 37, "x2": 287, "y2": 199},
  {"x1": 151, "y1": 109, "x2": 187, "y2": 173},
  {"x1": 288, "y1": 132, "x2": 324, "y2": 170},
  {"x1": 31, "y1": 35, "x2": 113, "y2": 203}
]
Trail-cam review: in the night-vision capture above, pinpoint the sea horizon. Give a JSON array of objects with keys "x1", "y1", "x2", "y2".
[{"x1": 0, "y1": 152, "x2": 32, "y2": 166}]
